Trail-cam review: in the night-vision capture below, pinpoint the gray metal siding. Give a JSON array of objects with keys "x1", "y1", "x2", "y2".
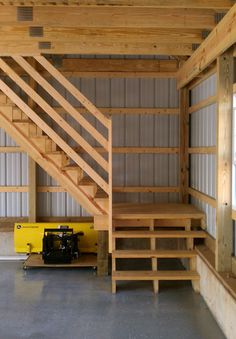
[{"x1": 190, "y1": 74, "x2": 217, "y2": 237}]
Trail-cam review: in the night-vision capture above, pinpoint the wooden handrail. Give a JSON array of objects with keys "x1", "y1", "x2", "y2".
[
  {"x1": 0, "y1": 58, "x2": 108, "y2": 172},
  {"x1": 13, "y1": 56, "x2": 108, "y2": 151},
  {"x1": 34, "y1": 56, "x2": 110, "y2": 129},
  {"x1": 0, "y1": 79, "x2": 109, "y2": 193}
]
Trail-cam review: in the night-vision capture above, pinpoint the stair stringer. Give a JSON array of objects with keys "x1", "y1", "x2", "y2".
[{"x1": 0, "y1": 108, "x2": 106, "y2": 216}]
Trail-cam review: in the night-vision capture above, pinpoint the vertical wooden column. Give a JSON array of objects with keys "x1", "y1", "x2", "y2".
[
  {"x1": 97, "y1": 231, "x2": 109, "y2": 276},
  {"x1": 216, "y1": 49, "x2": 234, "y2": 272},
  {"x1": 28, "y1": 59, "x2": 37, "y2": 223},
  {"x1": 180, "y1": 87, "x2": 189, "y2": 203}
]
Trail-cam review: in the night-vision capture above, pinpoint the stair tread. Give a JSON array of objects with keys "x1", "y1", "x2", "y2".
[
  {"x1": 95, "y1": 188, "x2": 108, "y2": 199},
  {"x1": 113, "y1": 249, "x2": 196, "y2": 258},
  {"x1": 62, "y1": 165, "x2": 81, "y2": 171},
  {"x1": 112, "y1": 270, "x2": 199, "y2": 280},
  {"x1": 112, "y1": 230, "x2": 206, "y2": 238},
  {"x1": 79, "y1": 176, "x2": 96, "y2": 186}
]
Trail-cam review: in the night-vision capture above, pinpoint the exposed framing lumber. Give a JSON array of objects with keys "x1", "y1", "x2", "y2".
[
  {"x1": 188, "y1": 187, "x2": 216, "y2": 208},
  {"x1": 188, "y1": 147, "x2": 216, "y2": 154},
  {"x1": 28, "y1": 60, "x2": 37, "y2": 223},
  {"x1": 0, "y1": 79, "x2": 109, "y2": 195},
  {"x1": 187, "y1": 65, "x2": 216, "y2": 91},
  {"x1": 177, "y1": 3, "x2": 236, "y2": 88},
  {"x1": 0, "y1": 42, "x2": 194, "y2": 56},
  {"x1": 1, "y1": 58, "x2": 179, "y2": 78},
  {"x1": 180, "y1": 87, "x2": 189, "y2": 203},
  {"x1": 0, "y1": 7, "x2": 216, "y2": 29},
  {"x1": 0, "y1": 146, "x2": 179, "y2": 154},
  {"x1": 28, "y1": 157, "x2": 37, "y2": 222},
  {"x1": 188, "y1": 95, "x2": 217, "y2": 114},
  {"x1": 76, "y1": 147, "x2": 180, "y2": 154},
  {"x1": 0, "y1": 146, "x2": 22, "y2": 152},
  {"x1": 0, "y1": 1, "x2": 233, "y2": 9},
  {"x1": 54, "y1": 107, "x2": 180, "y2": 115},
  {"x1": 216, "y1": 49, "x2": 234, "y2": 272},
  {"x1": 0, "y1": 186, "x2": 180, "y2": 193},
  {"x1": 0, "y1": 27, "x2": 204, "y2": 44},
  {"x1": 113, "y1": 187, "x2": 180, "y2": 193},
  {"x1": 34, "y1": 56, "x2": 109, "y2": 128},
  {"x1": 233, "y1": 83, "x2": 236, "y2": 93}
]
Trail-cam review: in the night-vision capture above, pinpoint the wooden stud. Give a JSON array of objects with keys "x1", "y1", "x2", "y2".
[
  {"x1": 216, "y1": 48, "x2": 234, "y2": 272},
  {"x1": 97, "y1": 231, "x2": 109, "y2": 276},
  {"x1": 180, "y1": 87, "x2": 189, "y2": 203}
]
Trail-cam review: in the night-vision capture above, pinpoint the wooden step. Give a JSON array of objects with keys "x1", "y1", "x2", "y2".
[
  {"x1": 112, "y1": 270, "x2": 199, "y2": 281},
  {"x1": 94, "y1": 187, "x2": 109, "y2": 212},
  {"x1": 62, "y1": 165, "x2": 84, "y2": 184},
  {"x1": 0, "y1": 94, "x2": 13, "y2": 105},
  {"x1": 46, "y1": 152, "x2": 70, "y2": 167},
  {"x1": 113, "y1": 250, "x2": 196, "y2": 259},
  {"x1": 112, "y1": 230, "x2": 207, "y2": 239},
  {"x1": 79, "y1": 176, "x2": 97, "y2": 197},
  {"x1": 14, "y1": 122, "x2": 42, "y2": 137}
]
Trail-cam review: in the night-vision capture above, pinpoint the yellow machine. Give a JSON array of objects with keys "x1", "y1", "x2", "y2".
[{"x1": 14, "y1": 222, "x2": 97, "y2": 254}]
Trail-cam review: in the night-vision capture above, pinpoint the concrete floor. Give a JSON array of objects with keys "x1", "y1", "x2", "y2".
[{"x1": 0, "y1": 262, "x2": 225, "y2": 339}]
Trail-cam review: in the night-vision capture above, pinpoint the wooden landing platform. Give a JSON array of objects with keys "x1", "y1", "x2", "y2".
[
  {"x1": 23, "y1": 254, "x2": 97, "y2": 269},
  {"x1": 113, "y1": 203, "x2": 205, "y2": 220}
]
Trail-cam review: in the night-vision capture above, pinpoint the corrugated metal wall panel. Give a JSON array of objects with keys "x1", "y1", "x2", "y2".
[
  {"x1": 190, "y1": 74, "x2": 217, "y2": 237},
  {"x1": 191, "y1": 197, "x2": 216, "y2": 238},
  {"x1": 191, "y1": 74, "x2": 217, "y2": 106},
  {"x1": 0, "y1": 57, "x2": 180, "y2": 217}
]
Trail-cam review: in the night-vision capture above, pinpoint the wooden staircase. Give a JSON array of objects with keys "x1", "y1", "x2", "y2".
[
  {"x1": 0, "y1": 56, "x2": 112, "y2": 234},
  {"x1": 111, "y1": 204, "x2": 207, "y2": 293}
]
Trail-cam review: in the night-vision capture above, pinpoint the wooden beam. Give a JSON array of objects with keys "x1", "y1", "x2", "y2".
[
  {"x1": 180, "y1": 87, "x2": 189, "y2": 203},
  {"x1": 188, "y1": 187, "x2": 216, "y2": 208},
  {"x1": 0, "y1": 1, "x2": 233, "y2": 9},
  {"x1": 0, "y1": 186, "x2": 180, "y2": 193},
  {"x1": 28, "y1": 59, "x2": 37, "y2": 223},
  {"x1": 48, "y1": 57, "x2": 178, "y2": 78},
  {"x1": 54, "y1": 107, "x2": 180, "y2": 115},
  {"x1": 0, "y1": 58, "x2": 179, "y2": 78},
  {"x1": 233, "y1": 83, "x2": 236, "y2": 93},
  {"x1": 28, "y1": 157, "x2": 36, "y2": 222},
  {"x1": 0, "y1": 7, "x2": 216, "y2": 29},
  {"x1": 0, "y1": 27, "x2": 204, "y2": 44},
  {"x1": 216, "y1": 48, "x2": 234, "y2": 272},
  {"x1": 76, "y1": 147, "x2": 180, "y2": 154},
  {"x1": 188, "y1": 147, "x2": 216, "y2": 154},
  {"x1": 177, "y1": 3, "x2": 236, "y2": 88},
  {"x1": 0, "y1": 41, "x2": 194, "y2": 56},
  {"x1": 188, "y1": 95, "x2": 217, "y2": 114},
  {"x1": 0, "y1": 146, "x2": 22, "y2": 152},
  {"x1": 113, "y1": 187, "x2": 180, "y2": 193}
]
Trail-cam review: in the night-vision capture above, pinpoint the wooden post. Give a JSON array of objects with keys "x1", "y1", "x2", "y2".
[
  {"x1": 180, "y1": 87, "x2": 190, "y2": 203},
  {"x1": 97, "y1": 231, "x2": 109, "y2": 276},
  {"x1": 150, "y1": 219, "x2": 159, "y2": 293},
  {"x1": 216, "y1": 48, "x2": 234, "y2": 272},
  {"x1": 28, "y1": 59, "x2": 37, "y2": 223}
]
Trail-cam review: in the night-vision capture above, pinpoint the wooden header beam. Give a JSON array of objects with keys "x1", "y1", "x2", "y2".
[
  {"x1": 0, "y1": 1, "x2": 233, "y2": 9},
  {"x1": 1, "y1": 58, "x2": 179, "y2": 78},
  {"x1": 177, "y1": 3, "x2": 236, "y2": 88}
]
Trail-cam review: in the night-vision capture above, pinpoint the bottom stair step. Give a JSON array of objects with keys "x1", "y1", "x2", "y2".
[
  {"x1": 112, "y1": 270, "x2": 199, "y2": 281},
  {"x1": 113, "y1": 250, "x2": 196, "y2": 258}
]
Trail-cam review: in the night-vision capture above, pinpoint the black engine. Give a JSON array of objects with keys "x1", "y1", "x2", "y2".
[{"x1": 42, "y1": 227, "x2": 83, "y2": 264}]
